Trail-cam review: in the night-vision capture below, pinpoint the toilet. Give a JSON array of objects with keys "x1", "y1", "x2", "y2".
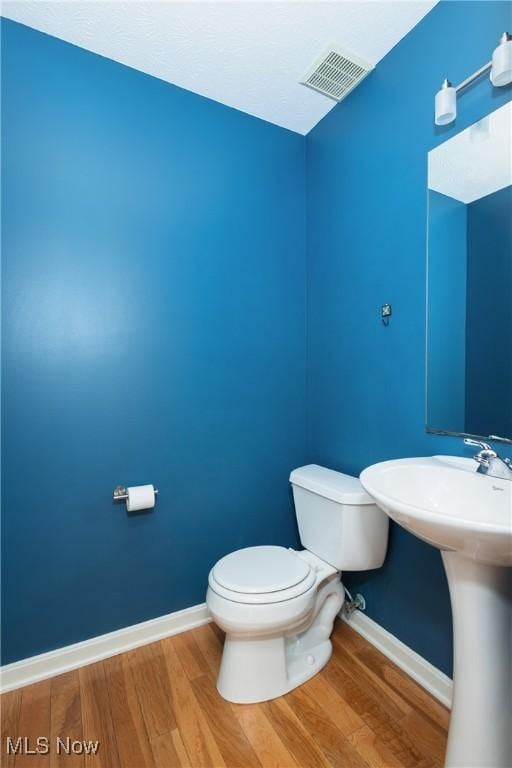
[{"x1": 206, "y1": 464, "x2": 389, "y2": 704}]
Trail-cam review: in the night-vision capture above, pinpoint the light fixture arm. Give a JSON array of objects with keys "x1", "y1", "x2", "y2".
[{"x1": 454, "y1": 61, "x2": 491, "y2": 94}]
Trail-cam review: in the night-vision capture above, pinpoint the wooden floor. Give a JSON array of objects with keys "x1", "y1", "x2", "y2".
[{"x1": 1, "y1": 620, "x2": 448, "y2": 768}]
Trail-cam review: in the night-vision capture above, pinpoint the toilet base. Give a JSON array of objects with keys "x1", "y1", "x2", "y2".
[
  {"x1": 216, "y1": 579, "x2": 344, "y2": 704},
  {"x1": 217, "y1": 634, "x2": 333, "y2": 704}
]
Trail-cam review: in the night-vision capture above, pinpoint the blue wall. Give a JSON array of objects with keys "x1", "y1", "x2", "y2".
[
  {"x1": 306, "y1": 0, "x2": 512, "y2": 676},
  {"x1": 427, "y1": 191, "x2": 467, "y2": 434},
  {"x1": 466, "y1": 185, "x2": 512, "y2": 438},
  {"x1": 1, "y1": 20, "x2": 306, "y2": 664}
]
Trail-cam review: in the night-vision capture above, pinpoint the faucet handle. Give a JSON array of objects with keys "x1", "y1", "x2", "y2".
[
  {"x1": 464, "y1": 439, "x2": 498, "y2": 468},
  {"x1": 464, "y1": 438, "x2": 493, "y2": 452}
]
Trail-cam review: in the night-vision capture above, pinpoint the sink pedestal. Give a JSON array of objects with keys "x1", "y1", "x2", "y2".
[
  {"x1": 360, "y1": 457, "x2": 512, "y2": 768},
  {"x1": 442, "y1": 552, "x2": 512, "y2": 768}
]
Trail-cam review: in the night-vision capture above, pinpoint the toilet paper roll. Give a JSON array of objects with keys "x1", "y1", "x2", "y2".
[{"x1": 126, "y1": 484, "x2": 155, "y2": 512}]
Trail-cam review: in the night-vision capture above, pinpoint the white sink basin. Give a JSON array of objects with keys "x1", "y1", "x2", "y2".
[
  {"x1": 360, "y1": 456, "x2": 512, "y2": 566},
  {"x1": 360, "y1": 456, "x2": 512, "y2": 768}
]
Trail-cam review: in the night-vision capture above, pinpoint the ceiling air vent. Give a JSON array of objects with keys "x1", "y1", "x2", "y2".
[{"x1": 301, "y1": 45, "x2": 374, "y2": 102}]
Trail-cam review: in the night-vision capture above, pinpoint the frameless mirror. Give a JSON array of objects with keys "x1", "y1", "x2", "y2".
[{"x1": 426, "y1": 101, "x2": 512, "y2": 442}]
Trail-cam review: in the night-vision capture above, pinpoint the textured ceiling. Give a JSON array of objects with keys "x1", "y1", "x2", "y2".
[
  {"x1": 429, "y1": 102, "x2": 512, "y2": 204},
  {"x1": 2, "y1": 1, "x2": 437, "y2": 134}
]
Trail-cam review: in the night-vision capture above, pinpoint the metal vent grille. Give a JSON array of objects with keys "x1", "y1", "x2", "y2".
[{"x1": 301, "y1": 45, "x2": 373, "y2": 102}]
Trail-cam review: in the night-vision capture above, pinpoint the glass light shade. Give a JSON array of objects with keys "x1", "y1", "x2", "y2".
[
  {"x1": 435, "y1": 84, "x2": 457, "y2": 126},
  {"x1": 491, "y1": 37, "x2": 512, "y2": 86}
]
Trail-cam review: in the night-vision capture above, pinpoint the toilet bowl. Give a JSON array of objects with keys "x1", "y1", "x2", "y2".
[{"x1": 206, "y1": 464, "x2": 389, "y2": 704}]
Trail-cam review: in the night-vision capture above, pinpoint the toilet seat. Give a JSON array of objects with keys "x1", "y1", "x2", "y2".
[{"x1": 209, "y1": 546, "x2": 317, "y2": 604}]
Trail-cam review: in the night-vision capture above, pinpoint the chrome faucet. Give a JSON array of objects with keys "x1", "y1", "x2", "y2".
[{"x1": 464, "y1": 438, "x2": 512, "y2": 481}]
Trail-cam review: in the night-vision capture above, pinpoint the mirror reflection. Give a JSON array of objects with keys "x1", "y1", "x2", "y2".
[{"x1": 426, "y1": 102, "x2": 512, "y2": 440}]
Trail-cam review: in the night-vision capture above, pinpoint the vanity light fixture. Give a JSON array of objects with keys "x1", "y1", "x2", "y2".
[
  {"x1": 435, "y1": 32, "x2": 512, "y2": 126},
  {"x1": 491, "y1": 31, "x2": 512, "y2": 86},
  {"x1": 435, "y1": 79, "x2": 457, "y2": 125}
]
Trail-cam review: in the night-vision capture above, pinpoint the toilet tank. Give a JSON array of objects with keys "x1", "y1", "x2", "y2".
[{"x1": 289, "y1": 464, "x2": 388, "y2": 571}]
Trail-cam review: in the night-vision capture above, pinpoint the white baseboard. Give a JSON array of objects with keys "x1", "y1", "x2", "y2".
[
  {"x1": 1, "y1": 600, "x2": 452, "y2": 708},
  {"x1": 342, "y1": 610, "x2": 452, "y2": 709},
  {"x1": 0, "y1": 603, "x2": 211, "y2": 693}
]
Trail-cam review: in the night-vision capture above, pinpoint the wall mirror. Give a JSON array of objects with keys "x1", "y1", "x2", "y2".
[{"x1": 426, "y1": 101, "x2": 512, "y2": 442}]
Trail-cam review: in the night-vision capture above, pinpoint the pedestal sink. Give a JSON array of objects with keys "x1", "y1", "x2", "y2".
[{"x1": 360, "y1": 456, "x2": 512, "y2": 768}]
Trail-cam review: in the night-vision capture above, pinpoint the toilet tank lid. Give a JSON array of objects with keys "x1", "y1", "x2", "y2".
[{"x1": 289, "y1": 464, "x2": 374, "y2": 505}]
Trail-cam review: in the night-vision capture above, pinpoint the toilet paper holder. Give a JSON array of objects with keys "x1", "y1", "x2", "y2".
[{"x1": 113, "y1": 485, "x2": 159, "y2": 502}]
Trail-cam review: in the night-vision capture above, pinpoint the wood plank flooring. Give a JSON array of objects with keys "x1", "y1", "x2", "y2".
[{"x1": 1, "y1": 620, "x2": 448, "y2": 767}]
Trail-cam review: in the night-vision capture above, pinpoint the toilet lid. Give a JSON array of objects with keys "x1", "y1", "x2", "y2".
[{"x1": 212, "y1": 545, "x2": 311, "y2": 594}]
